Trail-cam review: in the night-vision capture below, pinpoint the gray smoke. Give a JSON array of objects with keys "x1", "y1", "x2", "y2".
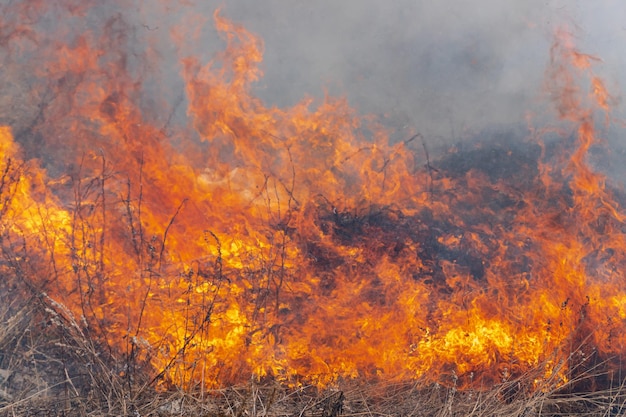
[
  {"x1": 2, "y1": 0, "x2": 625, "y2": 158},
  {"x1": 132, "y1": 0, "x2": 625, "y2": 148}
]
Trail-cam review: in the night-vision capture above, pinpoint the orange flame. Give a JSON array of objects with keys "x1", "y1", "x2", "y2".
[{"x1": 0, "y1": 3, "x2": 625, "y2": 391}]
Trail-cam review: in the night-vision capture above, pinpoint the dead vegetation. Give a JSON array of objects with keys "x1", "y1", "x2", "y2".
[
  {"x1": 1, "y1": 303, "x2": 626, "y2": 417},
  {"x1": 0, "y1": 2, "x2": 623, "y2": 415},
  {"x1": 0, "y1": 141, "x2": 624, "y2": 416}
]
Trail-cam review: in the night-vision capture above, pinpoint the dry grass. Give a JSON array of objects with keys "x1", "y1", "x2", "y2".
[
  {"x1": 1, "y1": 291, "x2": 625, "y2": 417},
  {"x1": 0, "y1": 140, "x2": 623, "y2": 416}
]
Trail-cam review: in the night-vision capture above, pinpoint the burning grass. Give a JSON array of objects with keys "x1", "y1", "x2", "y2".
[
  {"x1": 1, "y1": 306, "x2": 626, "y2": 416},
  {"x1": 1, "y1": 1, "x2": 626, "y2": 415},
  {"x1": 1, "y1": 139, "x2": 626, "y2": 416}
]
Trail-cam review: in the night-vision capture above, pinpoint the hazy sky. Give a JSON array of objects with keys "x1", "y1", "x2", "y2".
[
  {"x1": 133, "y1": 0, "x2": 626, "y2": 145},
  {"x1": 3, "y1": 0, "x2": 625, "y2": 151}
]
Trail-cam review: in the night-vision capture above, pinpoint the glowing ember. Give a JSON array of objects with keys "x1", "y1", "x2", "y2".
[{"x1": 0, "y1": 3, "x2": 624, "y2": 391}]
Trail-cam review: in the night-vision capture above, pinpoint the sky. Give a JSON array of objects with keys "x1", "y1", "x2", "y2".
[
  {"x1": 132, "y1": 0, "x2": 626, "y2": 147},
  {"x1": 3, "y1": 0, "x2": 626, "y2": 155}
]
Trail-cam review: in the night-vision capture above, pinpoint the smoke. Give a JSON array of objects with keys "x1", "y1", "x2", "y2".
[
  {"x1": 141, "y1": 1, "x2": 626, "y2": 146},
  {"x1": 1, "y1": 1, "x2": 624, "y2": 152},
  {"x1": 142, "y1": 0, "x2": 619, "y2": 143}
]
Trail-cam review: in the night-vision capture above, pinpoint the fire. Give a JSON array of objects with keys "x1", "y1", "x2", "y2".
[{"x1": 1, "y1": 2, "x2": 625, "y2": 391}]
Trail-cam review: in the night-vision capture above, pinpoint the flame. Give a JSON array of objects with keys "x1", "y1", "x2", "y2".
[{"x1": 1, "y1": 3, "x2": 625, "y2": 390}]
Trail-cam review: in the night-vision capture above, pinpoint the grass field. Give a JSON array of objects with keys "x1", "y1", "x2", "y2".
[{"x1": 1, "y1": 287, "x2": 625, "y2": 417}]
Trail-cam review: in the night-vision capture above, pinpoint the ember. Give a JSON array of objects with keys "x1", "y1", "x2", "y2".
[{"x1": 0, "y1": 1, "x2": 625, "y2": 399}]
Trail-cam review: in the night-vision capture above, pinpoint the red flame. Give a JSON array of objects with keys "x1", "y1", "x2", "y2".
[{"x1": 0, "y1": 3, "x2": 625, "y2": 390}]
